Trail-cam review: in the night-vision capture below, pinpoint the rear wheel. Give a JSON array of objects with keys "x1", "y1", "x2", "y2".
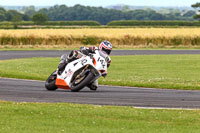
[
  {"x1": 70, "y1": 71, "x2": 95, "y2": 92},
  {"x1": 45, "y1": 71, "x2": 58, "y2": 91}
]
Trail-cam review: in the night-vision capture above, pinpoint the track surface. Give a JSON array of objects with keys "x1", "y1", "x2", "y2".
[
  {"x1": 1, "y1": 78, "x2": 200, "y2": 108},
  {"x1": 1, "y1": 50, "x2": 200, "y2": 60},
  {"x1": 1, "y1": 50, "x2": 200, "y2": 109}
]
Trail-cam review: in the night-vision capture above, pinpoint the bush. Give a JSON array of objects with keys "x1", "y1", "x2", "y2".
[{"x1": 32, "y1": 13, "x2": 48, "y2": 24}]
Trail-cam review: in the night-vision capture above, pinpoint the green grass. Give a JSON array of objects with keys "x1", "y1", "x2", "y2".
[
  {"x1": 105, "y1": 55, "x2": 200, "y2": 90},
  {"x1": 1, "y1": 55, "x2": 200, "y2": 90},
  {"x1": 0, "y1": 101, "x2": 199, "y2": 133}
]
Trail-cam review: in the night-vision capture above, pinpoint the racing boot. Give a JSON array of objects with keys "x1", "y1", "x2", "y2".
[
  {"x1": 87, "y1": 80, "x2": 98, "y2": 91},
  {"x1": 56, "y1": 54, "x2": 67, "y2": 75}
]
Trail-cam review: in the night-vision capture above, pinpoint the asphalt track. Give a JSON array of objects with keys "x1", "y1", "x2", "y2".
[
  {"x1": 1, "y1": 50, "x2": 200, "y2": 109},
  {"x1": 1, "y1": 50, "x2": 200, "y2": 60}
]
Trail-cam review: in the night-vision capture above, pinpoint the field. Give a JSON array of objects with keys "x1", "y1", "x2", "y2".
[
  {"x1": 0, "y1": 101, "x2": 200, "y2": 133},
  {"x1": 1, "y1": 28, "x2": 200, "y2": 132},
  {"x1": 1, "y1": 55, "x2": 200, "y2": 90},
  {"x1": 1, "y1": 28, "x2": 200, "y2": 49}
]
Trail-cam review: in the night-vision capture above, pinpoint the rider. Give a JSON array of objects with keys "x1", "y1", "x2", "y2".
[{"x1": 56, "y1": 40, "x2": 112, "y2": 90}]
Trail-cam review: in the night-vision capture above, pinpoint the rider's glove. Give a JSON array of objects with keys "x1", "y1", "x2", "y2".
[
  {"x1": 80, "y1": 47, "x2": 89, "y2": 55},
  {"x1": 88, "y1": 47, "x2": 96, "y2": 53},
  {"x1": 80, "y1": 47, "x2": 86, "y2": 51}
]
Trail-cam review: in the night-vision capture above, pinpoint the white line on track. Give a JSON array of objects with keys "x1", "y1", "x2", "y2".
[
  {"x1": 134, "y1": 106, "x2": 200, "y2": 110},
  {"x1": 0, "y1": 77, "x2": 44, "y2": 83}
]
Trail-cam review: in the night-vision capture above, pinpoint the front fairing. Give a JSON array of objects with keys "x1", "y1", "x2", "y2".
[{"x1": 57, "y1": 55, "x2": 95, "y2": 89}]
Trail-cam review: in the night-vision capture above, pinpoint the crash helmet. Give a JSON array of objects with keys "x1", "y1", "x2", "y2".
[{"x1": 99, "y1": 41, "x2": 112, "y2": 55}]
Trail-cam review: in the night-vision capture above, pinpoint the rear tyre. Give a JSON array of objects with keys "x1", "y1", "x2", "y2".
[
  {"x1": 70, "y1": 72, "x2": 95, "y2": 92},
  {"x1": 45, "y1": 71, "x2": 58, "y2": 91}
]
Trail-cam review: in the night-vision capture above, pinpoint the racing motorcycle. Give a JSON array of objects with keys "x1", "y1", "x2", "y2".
[{"x1": 45, "y1": 50, "x2": 108, "y2": 92}]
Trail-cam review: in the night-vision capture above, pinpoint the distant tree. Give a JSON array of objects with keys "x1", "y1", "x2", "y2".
[
  {"x1": 22, "y1": 14, "x2": 30, "y2": 21},
  {"x1": 157, "y1": 8, "x2": 171, "y2": 14},
  {"x1": 23, "y1": 6, "x2": 36, "y2": 17},
  {"x1": 38, "y1": 8, "x2": 49, "y2": 15},
  {"x1": 0, "y1": 14, "x2": 6, "y2": 21},
  {"x1": 192, "y1": 2, "x2": 200, "y2": 8},
  {"x1": 0, "y1": 7, "x2": 6, "y2": 21},
  {"x1": 192, "y1": 2, "x2": 200, "y2": 19},
  {"x1": 0, "y1": 7, "x2": 29, "y2": 22},
  {"x1": 12, "y1": 15, "x2": 22, "y2": 29},
  {"x1": 32, "y1": 13, "x2": 48, "y2": 24},
  {"x1": 183, "y1": 10, "x2": 196, "y2": 17},
  {"x1": 7, "y1": 10, "x2": 25, "y2": 21},
  {"x1": 121, "y1": 5, "x2": 131, "y2": 12}
]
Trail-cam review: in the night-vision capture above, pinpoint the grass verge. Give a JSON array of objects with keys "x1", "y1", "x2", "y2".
[
  {"x1": 1, "y1": 55, "x2": 200, "y2": 90},
  {"x1": 0, "y1": 101, "x2": 199, "y2": 133}
]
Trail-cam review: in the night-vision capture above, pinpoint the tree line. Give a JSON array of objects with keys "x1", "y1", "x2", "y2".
[
  {"x1": 0, "y1": 4, "x2": 198, "y2": 25},
  {"x1": 38, "y1": 4, "x2": 195, "y2": 24},
  {"x1": 0, "y1": 7, "x2": 29, "y2": 21}
]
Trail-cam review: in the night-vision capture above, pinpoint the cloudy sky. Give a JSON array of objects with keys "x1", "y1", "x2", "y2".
[{"x1": 0, "y1": 0, "x2": 198, "y2": 7}]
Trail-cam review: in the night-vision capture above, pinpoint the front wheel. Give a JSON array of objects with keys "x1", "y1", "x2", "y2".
[
  {"x1": 70, "y1": 72, "x2": 95, "y2": 92},
  {"x1": 45, "y1": 71, "x2": 58, "y2": 91}
]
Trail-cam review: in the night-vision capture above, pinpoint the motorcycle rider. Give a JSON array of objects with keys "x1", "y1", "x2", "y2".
[{"x1": 56, "y1": 40, "x2": 112, "y2": 90}]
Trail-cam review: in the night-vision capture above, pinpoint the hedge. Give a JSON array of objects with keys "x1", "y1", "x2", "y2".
[
  {"x1": 107, "y1": 20, "x2": 200, "y2": 26},
  {"x1": 0, "y1": 21, "x2": 101, "y2": 26}
]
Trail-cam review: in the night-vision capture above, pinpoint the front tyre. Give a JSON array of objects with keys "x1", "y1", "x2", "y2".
[
  {"x1": 70, "y1": 72, "x2": 95, "y2": 92},
  {"x1": 45, "y1": 71, "x2": 58, "y2": 91}
]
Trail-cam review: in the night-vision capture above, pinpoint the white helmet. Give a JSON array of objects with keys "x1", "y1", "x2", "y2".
[{"x1": 99, "y1": 41, "x2": 112, "y2": 55}]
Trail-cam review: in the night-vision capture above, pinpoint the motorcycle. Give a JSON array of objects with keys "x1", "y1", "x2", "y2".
[{"x1": 45, "y1": 50, "x2": 109, "y2": 92}]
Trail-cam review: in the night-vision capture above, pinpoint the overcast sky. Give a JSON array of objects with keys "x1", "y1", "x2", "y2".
[{"x1": 0, "y1": 0, "x2": 198, "y2": 7}]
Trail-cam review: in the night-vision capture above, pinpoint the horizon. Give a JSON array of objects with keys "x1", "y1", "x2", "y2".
[{"x1": 0, "y1": 0, "x2": 197, "y2": 7}]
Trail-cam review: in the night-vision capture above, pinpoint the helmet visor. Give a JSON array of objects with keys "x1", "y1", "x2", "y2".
[{"x1": 102, "y1": 47, "x2": 111, "y2": 55}]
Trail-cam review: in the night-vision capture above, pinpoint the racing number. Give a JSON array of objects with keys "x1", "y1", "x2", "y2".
[
  {"x1": 81, "y1": 59, "x2": 87, "y2": 65},
  {"x1": 97, "y1": 57, "x2": 105, "y2": 68}
]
